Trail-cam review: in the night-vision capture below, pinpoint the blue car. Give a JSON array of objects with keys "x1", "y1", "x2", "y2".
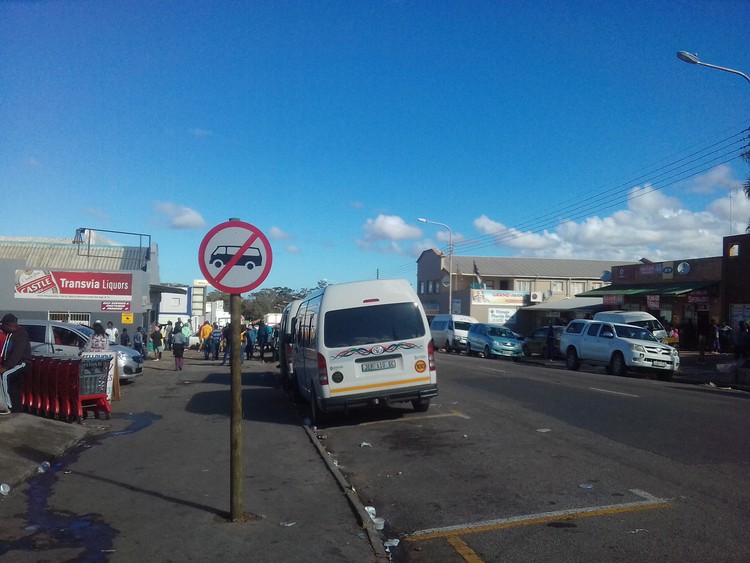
[{"x1": 466, "y1": 323, "x2": 523, "y2": 361}]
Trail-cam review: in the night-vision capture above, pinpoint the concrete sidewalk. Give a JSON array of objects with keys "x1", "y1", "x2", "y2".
[{"x1": 0, "y1": 351, "x2": 387, "y2": 562}]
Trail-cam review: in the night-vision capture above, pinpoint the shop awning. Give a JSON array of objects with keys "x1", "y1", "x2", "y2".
[{"x1": 577, "y1": 281, "x2": 714, "y2": 297}]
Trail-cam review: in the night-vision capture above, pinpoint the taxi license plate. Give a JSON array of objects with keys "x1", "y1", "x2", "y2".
[{"x1": 362, "y1": 360, "x2": 397, "y2": 373}]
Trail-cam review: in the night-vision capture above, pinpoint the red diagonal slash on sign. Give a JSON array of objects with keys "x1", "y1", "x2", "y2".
[{"x1": 214, "y1": 231, "x2": 260, "y2": 284}]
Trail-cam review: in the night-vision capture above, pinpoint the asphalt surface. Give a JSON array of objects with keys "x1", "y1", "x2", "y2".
[
  {"x1": 0, "y1": 350, "x2": 388, "y2": 562},
  {"x1": 0, "y1": 346, "x2": 747, "y2": 562}
]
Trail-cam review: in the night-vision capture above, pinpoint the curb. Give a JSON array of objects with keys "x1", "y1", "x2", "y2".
[{"x1": 303, "y1": 424, "x2": 391, "y2": 562}]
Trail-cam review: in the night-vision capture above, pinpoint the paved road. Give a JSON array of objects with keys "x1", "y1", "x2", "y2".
[{"x1": 315, "y1": 352, "x2": 750, "y2": 562}]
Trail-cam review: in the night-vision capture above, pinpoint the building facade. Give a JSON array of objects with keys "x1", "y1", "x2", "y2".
[{"x1": 416, "y1": 249, "x2": 618, "y2": 333}]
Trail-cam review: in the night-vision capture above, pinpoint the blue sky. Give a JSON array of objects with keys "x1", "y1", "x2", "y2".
[{"x1": 2, "y1": 1, "x2": 749, "y2": 293}]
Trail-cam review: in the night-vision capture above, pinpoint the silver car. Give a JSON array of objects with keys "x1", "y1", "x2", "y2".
[{"x1": 20, "y1": 319, "x2": 144, "y2": 381}]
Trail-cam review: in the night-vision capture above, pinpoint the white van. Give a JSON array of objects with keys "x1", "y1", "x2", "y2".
[
  {"x1": 593, "y1": 310, "x2": 668, "y2": 341},
  {"x1": 430, "y1": 314, "x2": 479, "y2": 353},
  {"x1": 278, "y1": 299, "x2": 302, "y2": 390},
  {"x1": 291, "y1": 279, "x2": 437, "y2": 423}
]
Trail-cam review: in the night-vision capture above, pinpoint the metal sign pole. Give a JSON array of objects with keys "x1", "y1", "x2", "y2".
[{"x1": 229, "y1": 292, "x2": 243, "y2": 520}]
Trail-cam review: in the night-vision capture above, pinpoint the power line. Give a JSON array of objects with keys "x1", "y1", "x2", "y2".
[{"x1": 378, "y1": 123, "x2": 750, "y2": 278}]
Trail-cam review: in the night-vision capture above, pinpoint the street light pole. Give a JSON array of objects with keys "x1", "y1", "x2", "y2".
[
  {"x1": 676, "y1": 51, "x2": 750, "y2": 236},
  {"x1": 418, "y1": 217, "x2": 454, "y2": 314},
  {"x1": 676, "y1": 51, "x2": 750, "y2": 85}
]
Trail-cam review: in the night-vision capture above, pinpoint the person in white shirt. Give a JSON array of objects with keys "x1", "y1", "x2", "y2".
[{"x1": 105, "y1": 321, "x2": 119, "y2": 345}]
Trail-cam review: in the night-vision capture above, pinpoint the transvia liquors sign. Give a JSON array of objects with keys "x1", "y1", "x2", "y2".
[{"x1": 14, "y1": 270, "x2": 133, "y2": 300}]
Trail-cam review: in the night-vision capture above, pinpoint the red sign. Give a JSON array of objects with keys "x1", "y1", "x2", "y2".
[
  {"x1": 198, "y1": 220, "x2": 273, "y2": 294},
  {"x1": 101, "y1": 301, "x2": 132, "y2": 311},
  {"x1": 14, "y1": 270, "x2": 133, "y2": 300}
]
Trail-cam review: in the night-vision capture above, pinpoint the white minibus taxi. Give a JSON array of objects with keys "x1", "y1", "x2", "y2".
[
  {"x1": 278, "y1": 299, "x2": 302, "y2": 390},
  {"x1": 291, "y1": 279, "x2": 437, "y2": 423}
]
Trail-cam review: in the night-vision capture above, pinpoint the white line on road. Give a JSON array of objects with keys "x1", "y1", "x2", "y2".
[{"x1": 589, "y1": 387, "x2": 639, "y2": 398}]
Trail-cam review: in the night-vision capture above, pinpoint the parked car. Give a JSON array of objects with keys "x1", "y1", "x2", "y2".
[
  {"x1": 466, "y1": 323, "x2": 523, "y2": 360},
  {"x1": 523, "y1": 325, "x2": 565, "y2": 358},
  {"x1": 430, "y1": 314, "x2": 478, "y2": 353},
  {"x1": 19, "y1": 319, "x2": 144, "y2": 381},
  {"x1": 560, "y1": 319, "x2": 679, "y2": 380}
]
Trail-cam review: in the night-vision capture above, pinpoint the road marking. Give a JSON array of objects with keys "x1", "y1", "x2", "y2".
[
  {"x1": 406, "y1": 489, "x2": 668, "y2": 541},
  {"x1": 446, "y1": 535, "x2": 483, "y2": 562},
  {"x1": 589, "y1": 387, "x2": 639, "y2": 397}
]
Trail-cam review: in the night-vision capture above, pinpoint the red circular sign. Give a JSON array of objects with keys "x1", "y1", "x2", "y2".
[{"x1": 198, "y1": 220, "x2": 273, "y2": 294}]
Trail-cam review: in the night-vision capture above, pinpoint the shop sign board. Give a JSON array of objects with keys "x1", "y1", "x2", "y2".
[{"x1": 14, "y1": 270, "x2": 133, "y2": 300}]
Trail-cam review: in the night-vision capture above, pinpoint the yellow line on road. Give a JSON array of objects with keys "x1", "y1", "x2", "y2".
[
  {"x1": 407, "y1": 489, "x2": 669, "y2": 542},
  {"x1": 446, "y1": 535, "x2": 484, "y2": 563}
]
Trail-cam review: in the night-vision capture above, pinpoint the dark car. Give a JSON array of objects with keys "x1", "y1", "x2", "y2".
[{"x1": 522, "y1": 325, "x2": 565, "y2": 358}]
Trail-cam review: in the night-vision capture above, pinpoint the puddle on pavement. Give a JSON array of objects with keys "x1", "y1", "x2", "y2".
[{"x1": 0, "y1": 411, "x2": 162, "y2": 561}]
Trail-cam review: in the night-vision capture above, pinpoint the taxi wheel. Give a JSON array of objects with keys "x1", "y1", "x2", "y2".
[{"x1": 412, "y1": 398, "x2": 430, "y2": 412}]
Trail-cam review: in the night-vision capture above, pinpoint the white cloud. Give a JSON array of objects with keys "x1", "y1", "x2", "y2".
[
  {"x1": 84, "y1": 207, "x2": 109, "y2": 223},
  {"x1": 358, "y1": 214, "x2": 422, "y2": 253},
  {"x1": 473, "y1": 179, "x2": 749, "y2": 262},
  {"x1": 154, "y1": 202, "x2": 206, "y2": 229},
  {"x1": 688, "y1": 164, "x2": 744, "y2": 194},
  {"x1": 270, "y1": 226, "x2": 292, "y2": 240},
  {"x1": 350, "y1": 201, "x2": 365, "y2": 209},
  {"x1": 285, "y1": 244, "x2": 300, "y2": 253}
]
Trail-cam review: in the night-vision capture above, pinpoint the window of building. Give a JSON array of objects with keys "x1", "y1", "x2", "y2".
[
  {"x1": 552, "y1": 281, "x2": 564, "y2": 293},
  {"x1": 484, "y1": 280, "x2": 494, "y2": 289},
  {"x1": 427, "y1": 280, "x2": 434, "y2": 294},
  {"x1": 571, "y1": 282, "x2": 585, "y2": 295},
  {"x1": 592, "y1": 282, "x2": 603, "y2": 289},
  {"x1": 419, "y1": 281, "x2": 425, "y2": 295},
  {"x1": 516, "y1": 280, "x2": 531, "y2": 292},
  {"x1": 49, "y1": 312, "x2": 91, "y2": 325},
  {"x1": 729, "y1": 244, "x2": 739, "y2": 257}
]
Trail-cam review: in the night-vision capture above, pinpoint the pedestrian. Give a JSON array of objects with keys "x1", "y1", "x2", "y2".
[
  {"x1": 199, "y1": 321, "x2": 212, "y2": 352},
  {"x1": 221, "y1": 323, "x2": 232, "y2": 365},
  {"x1": 545, "y1": 323, "x2": 556, "y2": 362},
  {"x1": 256, "y1": 320, "x2": 268, "y2": 362},
  {"x1": 133, "y1": 326, "x2": 145, "y2": 356},
  {"x1": 172, "y1": 329, "x2": 187, "y2": 370},
  {"x1": 735, "y1": 321, "x2": 749, "y2": 360},
  {"x1": 165, "y1": 321, "x2": 174, "y2": 351},
  {"x1": 105, "y1": 321, "x2": 119, "y2": 345},
  {"x1": 210, "y1": 323, "x2": 222, "y2": 361},
  {"x1": 120, "y1": 327, "x2": 131, "y2": 347},
  {"x1": 150, "y1": 325, "x2": 164, "y2": 361},
  {"x1": 710, "y1": 320, "x2": 720, "y2": 354},
  {"x1": 245, "y1": 324, "x2": 257, "y2": 360},
  {"x1": 84, "y1": 322, "x2": 110, "y2": 352},
  {"x1": 0, "y1": 313, "x2": 33, "y2": 414}
]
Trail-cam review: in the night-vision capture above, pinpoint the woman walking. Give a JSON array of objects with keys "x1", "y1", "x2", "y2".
[{"x1": 172, "y1": 329, "x2": 187, "y2": 370}]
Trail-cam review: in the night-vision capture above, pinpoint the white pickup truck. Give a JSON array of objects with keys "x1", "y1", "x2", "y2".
[{"x1": 560, "y1": 319, "x2": 680, "y2": 381}]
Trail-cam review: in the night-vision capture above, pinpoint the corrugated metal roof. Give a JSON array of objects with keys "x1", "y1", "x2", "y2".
[
  {"x1": 0, "y1": 237, "x2": 148, "y2": 271},
  {"x1": 451, "y1": 255, "x2": 622, "y2": 279}
]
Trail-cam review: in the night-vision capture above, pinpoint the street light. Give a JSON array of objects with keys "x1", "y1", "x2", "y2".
[
  {"x1": 677, "y1": 51, "x2": 750, "y2": 235},
  {"x1": 418, "y1": 217, "x2": 454, "y2": 314},
  {"x1": 676, "y1": 51, "x2": 750, "y2": 85}
]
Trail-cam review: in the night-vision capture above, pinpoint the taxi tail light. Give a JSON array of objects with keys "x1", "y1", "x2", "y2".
[
  {"x1": 317, "y1": 353, "x2": 329, "y2": 386},
  {"x1": 428, "y1": 340, "x2": 436, "y2": 372}
]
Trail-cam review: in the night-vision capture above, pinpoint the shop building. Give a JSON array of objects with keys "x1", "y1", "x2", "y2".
[
  {"x1": 0, "y1": 235, "x2": 184, "y2": 333},
  {"x1": 416, "y1": 249, "x2": 620, "y2": 333}
]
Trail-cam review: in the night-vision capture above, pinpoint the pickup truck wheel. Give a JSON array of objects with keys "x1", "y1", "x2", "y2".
[
  {"x1": 483, "y1": 345, "x2": 493, "y2": 359},
  {"x1": 565, "y1": 348, "x2": 580, "y2": 371},
  {"x1": 610, "y1": 352, "x2": 627, "y2": 377}
]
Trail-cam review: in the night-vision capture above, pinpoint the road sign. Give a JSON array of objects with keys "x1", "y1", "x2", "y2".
[{"x1": 198, "y1": 220, "x2": 273, "y2": 294}]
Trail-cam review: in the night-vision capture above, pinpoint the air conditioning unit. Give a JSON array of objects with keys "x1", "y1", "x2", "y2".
[{"x1": 529, "y1": 291, "x2": 543, "y2": 303}]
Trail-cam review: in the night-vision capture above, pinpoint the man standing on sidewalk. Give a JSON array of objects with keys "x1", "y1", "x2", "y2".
[{"x1": 0, "y1": 314, "x2": 32, "y2": 414}]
